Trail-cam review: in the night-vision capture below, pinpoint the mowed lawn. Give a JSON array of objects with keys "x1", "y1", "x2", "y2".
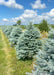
[{"x1": 0, "y1": 28, "x2": 33, "y2": 75}]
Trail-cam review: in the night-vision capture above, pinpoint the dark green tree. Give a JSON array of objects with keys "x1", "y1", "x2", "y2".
[
  {"x1": 38, "y1": 19, "x2": 49, "y2": 32},
  {"x1": 17, "y1": 20, "x2": 21, "y2": 25}
]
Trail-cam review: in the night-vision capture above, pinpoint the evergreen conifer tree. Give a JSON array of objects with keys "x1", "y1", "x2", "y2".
[
  {"x1": 5, "y1": 26, "x2": 13, "y2": 38},
  {"x1": 38, "y1": 19, "x2": 49, "y2": 32},
  {"x1": 48, "y1": 29, "x2": 54, "y2": 39},
  {"x1": 15, "y1": 23, "x2": 42, "y2": 60},
  {"x1": 1, "y1": 26, "x2": 13, "y2": 38},
  {"x1": 26, "y1": 38, "x2": 54, "y2": 75},
  {"x1": 9, "y1": 26, "x2": 22, "y2": 46}
]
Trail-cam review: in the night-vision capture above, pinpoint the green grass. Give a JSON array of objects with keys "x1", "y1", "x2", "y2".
[
  {"x1": 0, "y1": 32, "x2": 3, "y2": 49},
  {"x1": 0, "y1": 50, "x2": 7, "y2": 75},
  {"x1": 11, "y1": 51, "x2": 33, "y2": 75},
  {"x1": 0, "y1": 31, "x2": 7, "y2": 75},
  {"x1": 3, "y1": 31, "x2": 33, "y2": 75}
]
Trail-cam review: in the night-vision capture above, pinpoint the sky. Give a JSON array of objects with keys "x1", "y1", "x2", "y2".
[{"x1": 0, "y1": 0, "x2": 54, "y2": 25}]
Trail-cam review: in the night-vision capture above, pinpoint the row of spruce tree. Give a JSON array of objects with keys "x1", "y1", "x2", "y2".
[
  {"x1": 1, "y1": 23, "x2": 42, "y2": 60},
  {"x1": 26, "y1": 28, "x2": 54, "y2": 74},
  {"x1": 1, "y1": 20, "x2": 54, "y2": 75}
]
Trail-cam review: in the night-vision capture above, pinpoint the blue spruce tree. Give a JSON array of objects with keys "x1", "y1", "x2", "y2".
[
  {"x1": 26, "y1": 30, "x2": 54, "y2": 75},
  {"x1": 15, "y1": 23, "x2": 42, "y2": 60},
  {"x1": 1, "y1": 26, "x2": 13, "y2": 38},
  {"x1": 9, "y1": 26, "x2": 22, "y2": 46},
  {"x1": 48, "y1": 29, "x2": 54, "y2": 39},
  {"x1": 5, "y1": 26, "x2": 13, "y2": 38}
]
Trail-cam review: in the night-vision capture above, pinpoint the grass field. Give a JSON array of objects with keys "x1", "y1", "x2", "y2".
[
  {"x1": 0, "y1": 31, "x2": 7, "y2": 75},
  {"x1": 0, "y1": 28, "x2": 33, "y2": 75}
]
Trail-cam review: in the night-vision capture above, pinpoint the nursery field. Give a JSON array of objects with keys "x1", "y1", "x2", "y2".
[
  {"x1": 0, "y1": 28, "x2": 33, "y2": 75},
  {"x1": 0, "y1": 20, "x2": 54, "y2": 75},
  {"x1": 0, "y1": 0, "x2": 54, "y2": 74}
]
